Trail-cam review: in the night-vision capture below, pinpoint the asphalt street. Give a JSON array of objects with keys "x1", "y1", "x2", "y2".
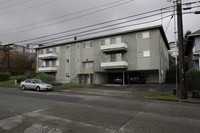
[{"x1": 0, "y1": 87, "x2": 200, "y2": 133}]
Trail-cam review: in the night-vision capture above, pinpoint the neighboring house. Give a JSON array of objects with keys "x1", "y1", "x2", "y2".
[
  {"x1": 24, "y1": 44, "x2": 43, "y2": 58},
  {"x1": 169, "y1": 42, "x2": 178, "y2": 58},
  {"x1": 185, "y1": 29, "x2": 200, "y2": 70},
  {"x1": 25, "y1": 44, "x2": 44, "y2": 54},
  {"x1": 35, "y1": 25, "x2": 169, "y2": 84}
]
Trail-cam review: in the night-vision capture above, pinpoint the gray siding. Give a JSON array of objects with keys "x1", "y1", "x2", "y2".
[{"x1": 36, "y1": 27, "x2": 169, "y2": 84}]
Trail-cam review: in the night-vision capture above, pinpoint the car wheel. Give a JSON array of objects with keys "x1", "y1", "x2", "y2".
[
  {"x1": 22, "y1": 85, "x2": 26, "y2": 90},
  {"x1": 36, "y1": 86, "x2": 40, "y2": 92}
]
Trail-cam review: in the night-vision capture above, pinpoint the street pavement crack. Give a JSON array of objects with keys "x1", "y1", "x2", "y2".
[{"x1": 114, "y1": 101, "x2": 153, "y2": 133}]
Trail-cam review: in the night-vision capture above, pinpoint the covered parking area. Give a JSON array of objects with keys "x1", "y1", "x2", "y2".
[{"x1": 95, "y1": 70, "x2": 159, "y2": 85}]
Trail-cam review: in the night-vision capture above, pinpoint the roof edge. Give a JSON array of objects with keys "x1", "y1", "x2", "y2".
[{"x1": 36, "y1": 25, "x2": 169, "y2": 50}]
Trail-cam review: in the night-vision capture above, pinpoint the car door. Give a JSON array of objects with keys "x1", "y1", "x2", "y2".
[
  {"x1": 24, "y1": 79, "x2": 31, "y2": 89},
  {"x1": 30, "y1": 79, "x2": 37, "y2": 89}
]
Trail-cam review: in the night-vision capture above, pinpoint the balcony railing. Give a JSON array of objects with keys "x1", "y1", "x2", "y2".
[
  {"x1": 101, "y1": 42, "x2": 127, "y2": 53},
  {"x1": 38, "y1": 66, "x2": 57, "y2": 72},
  {"x1": 38, "y1": 53, "x2": 57, "y2": 60},
  {"x1": 101, "y1": 61, "x2": 128, "y2": 69}
]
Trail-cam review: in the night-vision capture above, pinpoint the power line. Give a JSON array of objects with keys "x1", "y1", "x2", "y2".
[
  {"x1": 1, "y1": 0, "x2": 198, "y2": 35},
  {"x1": 13, "y1": 8, "x2": 173, "y2": 43},
  {"x1": 0, "y1": 0, "x2": 11, "y2": 5},
  {"x1": 21, "y1": 11, "x2": 173, "y2": 44},
  {"x1": 0, "y1": 0, "x2": 134, "y2": 35},
  {"x1": 0, "y1": 0, "x2": 34, "y2": 10},
  {"x1": 164, "y1": 14, "x2": 173, "y2": 32},
  {"x1": 0, "y1": 0, "x2": 59, "y2": 16},
  {"x1": 0, "y1": 0, "x2": 131, "y2": 32},
  {"x1": 25, "y1": 14, "x2": 172, "y2": 45},
  {"x1": 6, "y1": 0, "x2": 200, "y2": 45}
]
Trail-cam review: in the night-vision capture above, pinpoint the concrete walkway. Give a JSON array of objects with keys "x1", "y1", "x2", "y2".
[{"x1": 54, "y1": 84, "x2": 200, "y2": 104}]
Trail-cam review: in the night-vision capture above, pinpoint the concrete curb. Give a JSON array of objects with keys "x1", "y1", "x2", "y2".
[{"x1": 148, "y1": 97, "x2": 200, "y2": 104}]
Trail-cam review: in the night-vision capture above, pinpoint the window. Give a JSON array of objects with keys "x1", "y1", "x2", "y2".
[
  {"x1": 76, "y1": 43, "x2": 80, "y2": 48},
  {"x1": 136, "y1": 33, "x2": 143, "y2": 39},
  {"x1": 116, "y1": 36, "x2": 121, "y2": 43},
  {"x1": 143, "y1": 50, "x2": 150, "y2": 57},
  {"x1": 137, "y1": 50, "x2": 150, "y2": 57},
  {"x1": 53, "y1": 47, "x2": 57, "y2": 53},
  {"x1": 25, "y1": 79, "x2": 31, "y2": 83},
  {"x1": 110, "y1": 53, "x2": 122, "y2": 62},
  {"x1": 89, "y1": 62, "x2": 93, "y2": 68},
  {"x1": 52, "y1": 60, "x2": 56, "y2": 66},
  {"x1": 136, "y1": 31, "x2": 149, "y2": 39},
  {"x1": 100, "y1": 39, "x2": 105, "y2": 46},
  {"x1": 46, "y1": 61, "x2": 50, "y2": 67},
  {"x1": 111, "y1": 37, "x2": 117, "y2": 44},
  {"x1": 66, "y1": 45, "x2": 70, "y2": 49},
  {"x1": 66, "y1": 73, "x2": 70, "y2": 77},
  {"x1": 66, "y1": 59, "x2": 70, "y2": 63},
  {"x1": 83, "y1": 41, "x2": 92, "y2": 48},
  {"x1": 40, "y1": 49, "x2": 43, "y2": 54},
  {"x1": 143, "y1": 32, "x2": 149, "y2": 38},
  {"x1": 85, "y1": 63, "x2": 89, "y2": 68},
  {"x1": 46, "y1": 48, "x2": 50, "y2": 53},
  {"x1": 137, "y1": 51, "x2": 143, "y2": 57}
]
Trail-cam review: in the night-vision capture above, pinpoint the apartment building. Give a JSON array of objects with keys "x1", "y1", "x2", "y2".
[
  {"x1": 35, "y1": 25, "x2": 169, "y2": 84},
  {"x1": 185, "y1": 29, "x2": 200, "y2": 70}
]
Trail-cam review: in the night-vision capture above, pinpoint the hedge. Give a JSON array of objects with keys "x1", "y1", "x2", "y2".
[
  {"x1": 34, "y1": 73, "x2": 54, "y2": 84},
  {"x1": 185, "y1": 69, "x2": 200, "y2": 91},
  {"x1": 0, "y1": 72, "x2": 11, "y2": 81}
]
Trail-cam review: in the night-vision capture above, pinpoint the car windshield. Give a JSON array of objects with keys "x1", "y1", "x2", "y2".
[{"x1": 33, "y1": 79, "x2": 43, "y2": 83}]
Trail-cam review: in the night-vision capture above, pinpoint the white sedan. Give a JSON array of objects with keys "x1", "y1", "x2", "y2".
[{"x1": 20, "y1": 79, "x2": 53, "y2": 91}]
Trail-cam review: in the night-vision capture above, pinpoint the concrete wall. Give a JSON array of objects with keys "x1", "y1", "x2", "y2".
[
  {"x1": 36, "y1": 27, "x2": 169, "y2": 84},
  {"x1": 94, "y1": 73, "x2": 109, "y2": 84}
]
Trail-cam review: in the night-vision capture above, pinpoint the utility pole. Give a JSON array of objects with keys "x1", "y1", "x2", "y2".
[{"x1": 176, "y1": 0, "x2": 187, "y2": 99}]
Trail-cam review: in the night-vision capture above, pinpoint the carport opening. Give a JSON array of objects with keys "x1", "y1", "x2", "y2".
[{"x1": 108, "y1": 72, "x2": 146, "y2": 84}]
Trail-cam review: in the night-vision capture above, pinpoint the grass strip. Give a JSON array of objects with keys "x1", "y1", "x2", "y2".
[{"x1": 148, "y1": 92, "x2": 180, "y2": 100}]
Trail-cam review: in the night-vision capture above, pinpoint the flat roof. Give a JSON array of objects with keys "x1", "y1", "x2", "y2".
[{"x1": 36, "y1": 25, "x2": 169, "y2": 50}]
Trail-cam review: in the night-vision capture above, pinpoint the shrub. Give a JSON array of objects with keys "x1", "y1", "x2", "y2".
[
  {"x1": 17, "y1": 71, "x2": 37, "y2": 83},
  {"x1": 0, "y1": 72, "x2": 11, "y2": 81},
  {"x1": 166, "y1": 65, "x2": 177, "y2": 83},
  {"x1": 34, "y1": 73, "x2": 54, "y2": 84},
  {"x1": 185, "y1": 69, "x2": 200, "y2": 91}
]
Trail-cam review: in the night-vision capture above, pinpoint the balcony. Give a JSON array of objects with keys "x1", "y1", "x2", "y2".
[
  {"x1": 101, "y1": 42, "x2": 127, "y2": 53},
  {"x1": 38, "y1": 53, "x2": 57, "y2": 60},
  {"x1": 101, "y1": 61, "x2": 128, "y2": 69},
  {"x1": 38, "y1": 66, "x2": 57, "y2": 72}
]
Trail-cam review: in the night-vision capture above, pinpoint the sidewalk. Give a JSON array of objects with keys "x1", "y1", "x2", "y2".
[{"x1": 54, "y1": 84, "x2": 200, "y2": 104}]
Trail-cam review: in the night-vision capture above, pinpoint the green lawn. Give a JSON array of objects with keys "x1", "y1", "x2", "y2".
[
  {"x1": 148, "y1": 92, "x2": 180, "y2": 100},
  {"x1": 62, "y1": 83, "x2": 92, "y2": 88},
  {"x1": 0, "y1": 79, "x2": 20, "y2": 87},
  {"x1": 0, "y1": 76, "x2": 22, "y2": 87}
]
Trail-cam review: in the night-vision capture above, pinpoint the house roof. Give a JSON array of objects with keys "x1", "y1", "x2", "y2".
[
  {"x1": 185, "y1": 29, "x2": 200, "y2": 55},
  {"x1": 189, "y1": 29, "x2": 200, "y2": 36},
  {"x1": 36, "y1": 25, "x2": 169, "y2": 50}
]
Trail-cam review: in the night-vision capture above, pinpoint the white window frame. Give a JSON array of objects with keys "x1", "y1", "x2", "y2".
[
  {"x1": 143, "y1": 50, "x2": 150, "y2": 57},
  {"x1": 83, "y1": 41, "x2": 92, "y2": 48},
  {"x1": 136, "y1": 31, "x2": 150, "y2": 39},
  {"x1": 143, "y1": 32, "x2": 150, "y2": 38}
]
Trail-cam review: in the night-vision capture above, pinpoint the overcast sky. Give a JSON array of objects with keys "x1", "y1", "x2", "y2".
[{"x1": 0, "y1": 0, "x2": 200, "y2": 45}]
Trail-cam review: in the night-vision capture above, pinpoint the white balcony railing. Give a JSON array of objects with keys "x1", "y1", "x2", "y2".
[
  {"x1": 38, "y1": 53, "x2": 58, "y2": 59},
  {"x1": 100, "y1": 42, "x2": 127, "y2": 53},
  {"x1": 101, "y1": 61, "x2": 128, "y2": 69},
  {"x1": 38, "y1": 66, "x2": 57, "y2": 72}
]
